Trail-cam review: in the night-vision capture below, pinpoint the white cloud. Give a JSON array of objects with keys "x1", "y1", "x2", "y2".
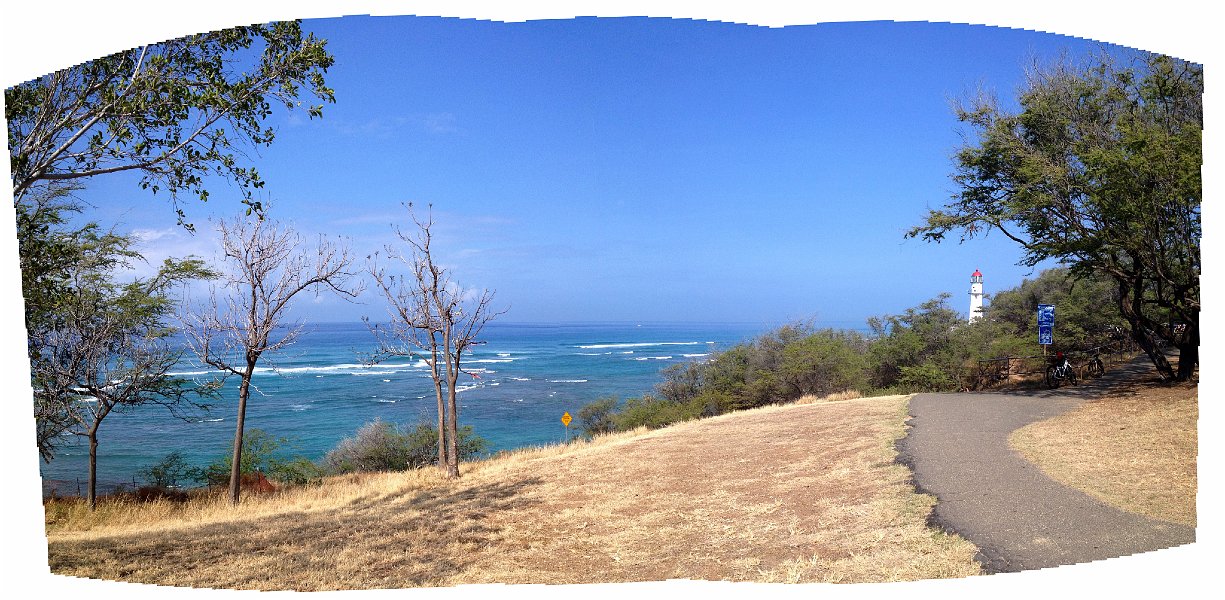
[
  {"x1": 120, "y1": 225, "x2": 222, "y2": 282},
  {"x1": 129, "y1": 227, "x2": 179, "y2": 245},
  {"x1": 424, "y1": 112, "x2": 458, "y2": 134},
  {"x1": 327, "y1": 113, "x2": 460, "y2": 138}
]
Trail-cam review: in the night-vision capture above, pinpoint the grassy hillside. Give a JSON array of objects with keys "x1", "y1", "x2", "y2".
[
  {"x1": 45, "y1": 393, "x2": 981, "y2": 589},
  {"x1": 1011, "y1": 379, "x2": 1197, "y2": 527}
]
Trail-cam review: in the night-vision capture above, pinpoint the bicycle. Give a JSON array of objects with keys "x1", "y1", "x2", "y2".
[
  {"x1": 1045, "y1": 354, "x2": 1078, "y2": 388},
  {"x1": 1085, "y1": 352, "x2": 1105, "y2": 378}
]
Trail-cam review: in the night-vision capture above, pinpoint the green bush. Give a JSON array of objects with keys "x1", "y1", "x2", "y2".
[
  {"x1": 576, "y1": 396, "x2": 619, "y2": 437},
  {"x1": 780, "y1": 329, "x2": 868, "y2": 398},
  {"x1": 138, "y1": 450, "x2": 194, "y2": 488},
  {"x1": 612, "y1": 394, "x2": 703, "y2": 431},
  {"x1": 321, "y1": 419, "x2": 488, "y2": 475},
  {"x1": 690, "y1": 389, "x2": 735, "y2": 417},
  {"x1": 269, "y1": 456, "x2": 325, "y2": 486},
  {"x1": 897, "y1": 362, "x2": 959, "y2": 392},
  {"x1": 579, "y1": 272, "x2": 1125, "y2": 431},
  {"x1": 192, "y1": 429, "x2": 318, "y2": 486}
]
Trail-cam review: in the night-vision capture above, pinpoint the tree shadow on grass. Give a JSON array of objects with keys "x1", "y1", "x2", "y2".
[{"x1": 48, "y1": 475, "x2": 544, "y2": 591}]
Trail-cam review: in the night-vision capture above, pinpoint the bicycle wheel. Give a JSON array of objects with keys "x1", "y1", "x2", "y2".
[{"x1": 1045, "y1": 366, "x2": 1059, "y2": 389}]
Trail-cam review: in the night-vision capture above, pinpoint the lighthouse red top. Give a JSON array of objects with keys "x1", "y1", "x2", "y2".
[{"x1": 972, "y1": 269, "x2": 982, "y2": 277}]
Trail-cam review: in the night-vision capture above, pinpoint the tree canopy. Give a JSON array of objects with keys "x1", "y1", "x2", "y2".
[
  {"x1": 6, "y1": 21, "x2": 335, "y2": 226},
  {"x1": 19, "y1": 184, "x2": 215, "y2": 506},
  {"x1": 908, "y1": 52, "x2": 1202, "y2": 380}
]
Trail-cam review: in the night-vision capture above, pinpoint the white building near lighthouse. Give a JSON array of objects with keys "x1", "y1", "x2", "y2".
[{"x1": 968, "y1": 269, "x2": 984, "y2": 323}]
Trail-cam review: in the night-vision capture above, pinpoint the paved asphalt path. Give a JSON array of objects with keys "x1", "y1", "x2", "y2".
[{"x1": 896, "y1": 355, "x2": 1196, "y2": 573}]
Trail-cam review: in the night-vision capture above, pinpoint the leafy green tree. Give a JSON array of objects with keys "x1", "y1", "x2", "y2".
[
  {"x1": 779, "y1": 329, "x2": 868, "y2": 398},
  {"x1": 908, "y1": 53, "x2": 1201, "y2": 380},
  {"x1": 986, "y1": 268, "x2": 1129, "y2": 353},
  {"x1": 576, "y1": 396, "x2": 619, "y2": 437},
  {"x1": 18, "y1": 184, "x2": 120, "y2": 459},
  {"x1": 19, "y1": 185, "x2": 215, "y2": 508},
  {"x1": 866, "y1": 294, "x2": 963, "y2": 391},
  {"x1": 7, "y1": 21, "x2": 336, "y2": 225}
]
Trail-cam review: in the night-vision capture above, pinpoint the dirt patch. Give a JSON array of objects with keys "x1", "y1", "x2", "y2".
[{"x1": 48, "y1": 395, "x2": 981, "y2": 589}]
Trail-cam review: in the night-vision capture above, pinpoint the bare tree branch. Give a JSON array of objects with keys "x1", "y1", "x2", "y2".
[
  {"x1": 181, "y1": 215, "x2": 362, "y2": 504},
  {"x1": 365, "y1": 203, "x2": 505, "y2": 477}
]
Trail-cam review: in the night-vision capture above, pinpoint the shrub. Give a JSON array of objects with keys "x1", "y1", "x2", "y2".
[
  {"x1": 780, "y1": 329, "x2": 868, "y2": 398},
  {"x1": 577, "y1": 396, "x2": 619, "y2": 437},
  {"x1": 321, "y1": 419, "x2": 488, "y2": 475},
  {"x1": 612, "y1": 394, "x2": 703, "y2": 431},
  {"x1": 690, "y1": 389, "x2": 736, "y2": 416},
  {"x1": 138, "y1": 450, "x2": 194, "y2": 489},
  {"x1": 269, "y1": 456, "x2": 325, "y2": 486},
  {"x1": 323, "y1": 419, "x2": 413, "y2": 474},
  {"x1": 192, "y1": 429, "x2": 318, "y2": 487},
  {"x1": 897, "y1": 362, "x2": 958, "y2": 392}
]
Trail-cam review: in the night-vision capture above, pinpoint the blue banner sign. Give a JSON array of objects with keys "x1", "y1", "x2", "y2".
[{"x1": 1037, "y1": 304, "x2": 1055, "y2": 345}]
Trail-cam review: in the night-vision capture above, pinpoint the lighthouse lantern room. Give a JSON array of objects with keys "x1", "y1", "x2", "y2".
[{"x1": 969, "y1": 269, "x2": 984, "y2": 323}]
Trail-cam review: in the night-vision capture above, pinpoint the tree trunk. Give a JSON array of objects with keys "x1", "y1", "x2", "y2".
[
  {"x1": 446, "y1": 376, "x2": 460, "y2": 478},
  {"x1": 446, "y1": 390, "x2": 460, "y2": 478},
  {"x1": 1177, "y1": 342, "x2": 1198, "y2": 380},
  {"x1": 431, "y1": 352, "x2": 446, "y2": 473},
  {"x1": 1130, "y1": 326, "x2": 1176, "y2": 380},
  {"x1": 1176, "y1": 318, "x2": 1199, "y2": 381},
  {"x1": 87, "y1": 429, "x2": 98, "y2": 511},
  {"x1": 436, "y1": 385, "x2": 447, "y2": 473},
  {"x1": 1117, "y1": 276, "x2": 1177, "y2": 380},
  {"x1": 228, "y1": 364, "x2": 254, "y2": 505}
]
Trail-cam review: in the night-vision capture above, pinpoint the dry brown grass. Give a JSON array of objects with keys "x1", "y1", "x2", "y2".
[
  {"x1": 1010, "y1": 381, "x2": 1197, "y2": 527},
  {"x1": 46, "y1": 394, "x2": 981, "y2": 589},
  {"x1": 795, "y1": 389, "x2": 864, "y2": 404}
]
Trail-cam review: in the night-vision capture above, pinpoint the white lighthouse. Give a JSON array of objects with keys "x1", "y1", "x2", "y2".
[{"x1": 968, "y1": 269, "x2": 984, "y2": 323}]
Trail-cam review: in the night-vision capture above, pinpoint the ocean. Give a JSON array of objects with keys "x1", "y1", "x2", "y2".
[{"x1": 38, "y1": 321, "x2": 771, "y2": 495}]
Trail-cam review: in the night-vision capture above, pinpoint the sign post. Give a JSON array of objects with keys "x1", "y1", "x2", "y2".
[
  {"x1": 1037, "y1": 304, "x2": 1055, "y2": 357},
  {"x1": 561, "y1": 411, "x2": 572, "y2": 443}
]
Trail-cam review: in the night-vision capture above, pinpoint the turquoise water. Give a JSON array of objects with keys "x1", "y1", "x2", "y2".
[{"x1": 39, "y1": 321, "x2": 769, "y2": 495}]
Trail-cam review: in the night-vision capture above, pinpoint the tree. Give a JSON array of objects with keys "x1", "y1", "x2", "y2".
[
  {"x1": 779, "y1": 329, "x2": 868, "y2": 398},
  {"x1": 6, "y1": 21, "x2": 335, "y2": 226},
  {"x1": 182, "y1": 216, "x2": 361, "y2": 504},
  {"x1": 985, "y1": 267, "x2": 1129, "y2": 353},
  {"x1": 908, "y1": 52, "x2": 1201, "y2": 380},
  {"x1": 575, "y1": 396, "x2": 619, "y2": 438},
  {"x1": 366, "y1": 205, "x2": 503, "y2": 478},
  {"x1": 19, "y1": 184, "x2": 214, "y2": 508},
  {"x1": 866, "y1": 294, "x2": 963, "y2": 391},
  {"x1": 18, "y1": 184, "x2": 105, "y2": 460}
]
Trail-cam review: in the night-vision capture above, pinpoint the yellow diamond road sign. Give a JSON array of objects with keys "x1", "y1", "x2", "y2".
[{"x1": 561, "y1": 412, "x2": 572, "y2": 427}]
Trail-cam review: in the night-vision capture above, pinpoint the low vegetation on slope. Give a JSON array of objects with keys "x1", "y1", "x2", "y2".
[
  {"x1": 46, "y1": 394, "x2": 981, "y2": 590},
  {"x1": 577, "y1": 268, "x2": 1134, "y2": 437}
]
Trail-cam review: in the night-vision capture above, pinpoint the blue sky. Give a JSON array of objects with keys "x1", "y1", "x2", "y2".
[{"x1": 55, "y1": 16, "x2": 1149, "y2": 326}]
